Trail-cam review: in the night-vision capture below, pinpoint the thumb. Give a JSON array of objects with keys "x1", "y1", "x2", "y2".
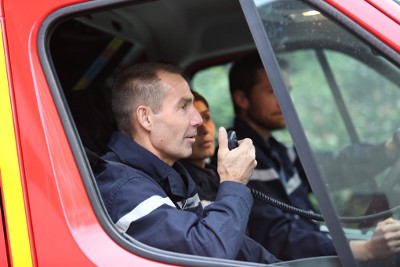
[{"x1": 218, "y1": 127, "x2": 229, "y2": 153}]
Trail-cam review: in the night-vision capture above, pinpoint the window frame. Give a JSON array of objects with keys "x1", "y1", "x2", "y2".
[{"x1": 239, "y1": 0, "x2": 400, "y2": 266}]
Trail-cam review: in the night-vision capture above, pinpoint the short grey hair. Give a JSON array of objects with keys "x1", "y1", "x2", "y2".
[{"x1": 111, "y1": 62, "x2": 183, "y2": 135}]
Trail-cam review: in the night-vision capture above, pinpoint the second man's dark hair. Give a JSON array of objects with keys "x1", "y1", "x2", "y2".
[{"x1": 228, "y1": 53, "x2": 264, "y2": 114}]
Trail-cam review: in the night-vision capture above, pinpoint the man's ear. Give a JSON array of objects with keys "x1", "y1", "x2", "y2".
[
  {"x1": 136, "y1": 105, "x2": 153, "y2": 131},
  {"x1": 232, "y1": 90, "x2": 249, "y2": 110}
]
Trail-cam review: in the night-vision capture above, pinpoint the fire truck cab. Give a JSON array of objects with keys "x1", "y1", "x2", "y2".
[{"x1": 1, "y1": 0, "x2": 400, "y2": 266}]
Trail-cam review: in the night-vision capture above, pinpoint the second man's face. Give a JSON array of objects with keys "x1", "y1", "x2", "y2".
[{"x1": 246, "y1": 68, "x2": 286, "y2": 131}]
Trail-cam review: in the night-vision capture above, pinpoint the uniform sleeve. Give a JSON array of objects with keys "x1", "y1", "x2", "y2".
[
  {"x1": 236, "y1": 236, "x2": 280, "y2": 263},
  {"x1": 322, "y1": 142, "x2": 393, "y2": 190},
  {"x1": 108, "y1": 174, "x2": 268, "y2": 261}
]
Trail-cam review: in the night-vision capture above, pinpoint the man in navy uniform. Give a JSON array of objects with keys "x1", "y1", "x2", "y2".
[{"x1": 95, "y1": 62, "x2": 279, "y2": 263}]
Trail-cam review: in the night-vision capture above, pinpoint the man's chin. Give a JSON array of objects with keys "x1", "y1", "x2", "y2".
[
  {"x1": 274, "y1": 120, "x2": 287, "y2": 129},
  {"x1": 278, "y1": 123, "x2": 286, "y2": 129},
  {"x1": 180, "y1": 148, "x2": 193, "y2": 159},
  {"x1": 269, "y1": 124, "x2": 286, "y2": 131}
]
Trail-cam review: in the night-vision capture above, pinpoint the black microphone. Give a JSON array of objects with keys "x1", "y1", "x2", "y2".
[{"x1": 227, "y1": 130, "x2": 239, "y2": 150}]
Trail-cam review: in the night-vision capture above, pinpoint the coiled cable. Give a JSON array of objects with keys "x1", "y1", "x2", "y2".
[{"x1": 250, "y1": 187, "x2": 400, "y2": 224}]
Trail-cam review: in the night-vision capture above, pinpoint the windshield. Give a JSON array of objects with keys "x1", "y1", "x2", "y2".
[{"x1": 252, "y1": 0, "x2": 400, "y2": 265}]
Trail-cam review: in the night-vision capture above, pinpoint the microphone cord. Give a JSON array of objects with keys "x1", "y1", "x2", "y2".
[{"x1": 250, "y1": 187, "x2": 399, "y2": 224}]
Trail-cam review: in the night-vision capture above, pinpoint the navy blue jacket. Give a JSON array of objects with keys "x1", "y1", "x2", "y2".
[
  {"x1": 179, "y1": 160, "x2": 219, "y2": 203},
  {"x1": 95, "y1": 132, "x2": 279, "y2": 263},
  {"x1": 234, "y1": 118, "x2": 337, "y2": 260}
]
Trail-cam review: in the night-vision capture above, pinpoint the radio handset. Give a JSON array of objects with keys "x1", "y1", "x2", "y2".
[
  {"x1": 227, "y1": 130, "x2": 239, "y2": 150},
  {"x1": 226, "y1": 130, "x2": 324, "y2": 222}
]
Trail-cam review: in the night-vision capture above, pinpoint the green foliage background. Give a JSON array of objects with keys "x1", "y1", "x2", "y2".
[{"x1": 192, "y1": 50, "x2": 400, "y2": 152}]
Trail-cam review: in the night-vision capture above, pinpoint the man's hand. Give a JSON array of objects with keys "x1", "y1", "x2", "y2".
[
  {"x1": 350, "y1": 218, "x2": 400, "y2": 261},
  {"x1": 366, "y1": 218, "x2": 400, "y2": 259},
  {"x1": 217, "y1": 127, "x2": 257, "y2": 185}
]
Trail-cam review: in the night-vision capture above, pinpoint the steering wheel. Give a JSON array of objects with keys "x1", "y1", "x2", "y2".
[
  {"x1": 380, "y1": 130, "x2": 400, "y2": 193},
  {"x1": 380, "y1": 155, "x2": 400, "y2": 196},
  {"x1": 360, "y1": 131, "x2": 400, "y2": 227}
]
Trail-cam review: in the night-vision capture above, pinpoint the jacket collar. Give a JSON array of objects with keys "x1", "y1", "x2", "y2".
[
  {"x1": 234, "y1": 118, "x2": 287, "y2": 171},
  {"x1": 234, "y1": 117, "x2": 273, "y2": 151},
  {"x1": 107, "y1": 132, "x2": 197, "y2": 199}
]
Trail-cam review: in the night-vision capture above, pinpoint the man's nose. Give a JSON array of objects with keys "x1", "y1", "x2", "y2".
[{"x1": 272, "y1": 94, "x2": 281, "y2": 108}]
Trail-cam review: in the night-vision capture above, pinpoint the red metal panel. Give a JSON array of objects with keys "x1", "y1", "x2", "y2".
[
  {"x1": 365, "y1": 0, "x2": 400, "y2": 25},
  {"x1": 2, "y1": 0, "x2": 175, "y2": 266},
  {"x1": 325, "y1": 0, "x2": 400, "y2": 53}
]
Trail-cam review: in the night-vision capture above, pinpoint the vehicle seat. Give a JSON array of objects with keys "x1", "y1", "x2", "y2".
[{"x1": 67, "y1": 89, "x2": 116, "y2": 155}]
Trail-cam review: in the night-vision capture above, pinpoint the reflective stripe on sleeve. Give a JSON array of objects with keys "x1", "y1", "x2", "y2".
[
  {"x1": 250, "y1": 168, "x2": 279, "y2": 182},
  {"x1": 176, "y1": 193, "x2": 200, "y2": 210},
  {"x1": 286, "y1": 172, "x2": 302, "y2": 195},
  {"x1": 286, "y1": 146, "x2": 297, "y2": 163},
  {"x1": 115, "y1": 195, "x2": 176, "y2": 233}
]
